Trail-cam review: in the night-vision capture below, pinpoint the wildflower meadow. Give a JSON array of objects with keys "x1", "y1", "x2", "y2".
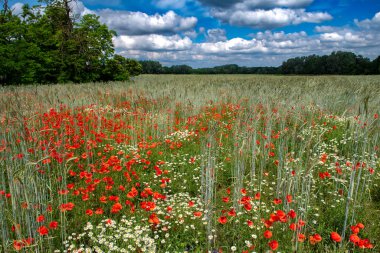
[{"x1": 1, "y1": 75, "x2": 379, "y2": 252}]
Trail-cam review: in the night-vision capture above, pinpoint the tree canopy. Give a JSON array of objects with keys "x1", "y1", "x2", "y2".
[{"x1": 0, "y1": 0, "x2": 142, "y2": 85}]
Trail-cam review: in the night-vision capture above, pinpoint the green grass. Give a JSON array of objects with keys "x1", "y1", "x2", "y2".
[{"x1": 0, "y1": 75, "x2": 379, "y2": 252}]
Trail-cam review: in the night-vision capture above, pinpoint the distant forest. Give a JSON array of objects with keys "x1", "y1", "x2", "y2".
[
  {"x1": 1, "y1": 2, "x2": 380, "y2": 85},
  {"x1": 141, "y1": 51, "x2": 380, "y2": 75}
]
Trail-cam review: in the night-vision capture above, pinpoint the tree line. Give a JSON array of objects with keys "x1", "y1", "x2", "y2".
[
  {"x1": 140, "y1": 51, "x2": 380, "y2": 75},
  {"x1": 0, "y1": 0, "x2": 142, "y2": 85}
]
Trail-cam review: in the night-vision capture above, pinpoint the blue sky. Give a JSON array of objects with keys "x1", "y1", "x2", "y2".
[{"x1": 9, "y1": 0, "x2": 380, "y2": 67}]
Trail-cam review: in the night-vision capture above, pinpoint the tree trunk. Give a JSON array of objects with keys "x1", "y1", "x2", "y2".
[{"x1": 3, "y1": 0, "x2": 9, "y2": 12}]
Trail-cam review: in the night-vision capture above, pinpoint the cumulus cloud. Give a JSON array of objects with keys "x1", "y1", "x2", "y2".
[
  {"x1": 96, "y1": 10, "x2": 197, "y2": 35},
  {"x1": 234, "y1": 0, "x2": 314, "y2": 9},
  {"x1": 197, "y1": 0, "x2": 330, "y2": 29},
  {"x1": 197, "y1": 38, "x2": 268, "y2": 54},
  {"x1": 113, "y1": 34, "x2": 193, "y2": 51},
  {"x1": 154, "y1": 0, "x2": 188, "y2": 9},
  {"x1": 213, "y1": 8, "x2": 332, "y2": 29},
  {"x1": 198, "y1": 0, "x2": 314, "y2": 8},
  {"x1": 197, "y1": 0, "x2": 243, "y2": 8},
  {"x1": 355, "y1": 12, "x2": 380, "y2": 30},
  {"x1": 11, "y1": 3, "x2": 25, "y2": 15},
  {"x1": 71, "y1": 1, "x2": 94, "y2": 16},
  {"x1": 205, "y1": 29, "x2": 227, "y2": 42},
  {"x1": 70, "y1": 1, "x2": 197, "y2": 36},
  {"x1": 213, "y1": 8, "x2": 331, "y2": 29}
]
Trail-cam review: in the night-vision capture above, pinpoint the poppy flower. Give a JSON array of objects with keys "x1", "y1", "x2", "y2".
[
  {"x1": 286, "y1": 194, "x2": 292, "y2": 203},
  {"x1": 356, "y1": 223, "x2": 364, "y2": 229},
  {"x1": 264, "y1": 230, "x2": 272, "y2": 239},
  {"x1": 13, "y1": 241, "x2": 23, "y2": 251},
  {"x1": 148, "y1": 213, "x2": 160, "y2": 225},
  {"x1": 111, "y1": 203, "x2": 123, "y2": 213},
  {"x1": 298, "y1": 233, "x2": 306, "y2": 242},
  {"x1": 330, "y1": 232, "x2": 341, "y2": 242},
  {"x1": 287, "y1": 209, "x2": 296, "y2": 219},
  {"x1": 268, "y1": 240, "x2": 279, "y2": 250},
  {"x1": 244, "y1": 203, "x2": 252, "y2": 211},
  {"x1": 193, "y1": 211, "x2": 202, "y2": 217},
  {"x1": 37, "y1": 215, "x2": 45, "y2": 223},
  {"x1": 228, "y1": 209, "x2": 236, "y2": 217},
  {"x1": 59, "y1": 202, "x2": 74, "y2": 212},
  {"x1": 127, "y1": 187, "x2": 138, "y2": 198},
  {"x1": 218, "y1": 216, "x2": 228, "y2": 224},
  {"x1": 49, "y1": 221, "x2": 58, "y2": 229},
  {"x1": 309, "y1": 234, "x2": 322, "y2": 245},
  {"x1": 37, "y1": 226, "x2": 49, "y2": 236},
  {"x1": 350, "y1": 234, "x2": 360, "y2": 243}
]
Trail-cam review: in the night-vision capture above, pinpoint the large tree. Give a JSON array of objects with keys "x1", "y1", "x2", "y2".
[{"x1": 0, "y1": 0, "x2": 141, "y2": 84}]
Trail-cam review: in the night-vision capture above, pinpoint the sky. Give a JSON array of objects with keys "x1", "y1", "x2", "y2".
[{"x1": 8, "y1": 0, "x2": 380, "y2": 67}]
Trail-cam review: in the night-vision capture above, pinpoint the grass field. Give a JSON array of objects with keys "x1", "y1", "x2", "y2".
[{"x1": 1, "y1": 75, "x2": 380, "y2": 252}]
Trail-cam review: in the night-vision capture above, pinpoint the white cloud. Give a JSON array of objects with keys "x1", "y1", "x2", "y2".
[
  {"x1": 97, "y1": 10, "x2": 197, "y2": 35},
  {"x1": 213, "y1": 8, "x2": 332, "y2": 29},
  {"x1": 154, "y1": 0, "x2": 188, "y2": 9},
  {"x1": 235, "y1": 0, "x2": 314, "y2": 9},
  {"x1": 355, "y1": 12, "x2": 380, "y2": 30},
  {"x1": 198, "y1": 0, "x2": 313, "y2": 8},
  {"x1": 71, "y1": 1, "x2": 94, "y2": 16},
  {"x1": 113, "y1": 34, "x2": 193, "y2": 51},
  {"x1": 197, "y1": 38, "x2": 268, "y2": 54},
  {"x1": 206, "y1": 29, "x2": 227, "y2": 42},
  {"x1": 11, "y1": 3, "x2": 24, "y2": 15},
  {"x1": 320, "y1": 32, "x2": 344, "y2": 42}
]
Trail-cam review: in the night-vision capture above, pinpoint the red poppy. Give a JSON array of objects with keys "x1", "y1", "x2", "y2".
[
  {"x1": 228, "y1": 209, "x2": 236, "y2": 217},
  {"x1": 268, "y1": 240, "x2": 279, "y2": 250},
  {"x1": 44, "y1": 219, "x2": 55, "y2": 229},
  {"x1": 127, "y1": 187, "x2": 138, "y2": 198},
  {"x1": 37, "y1": 226, "x2": 49, "y2": 236},
  {"x1": 218, "y1": 216, "x2": 228, "y2": 224},
  {"x1": 309, "y1": 234, "x2": 322, "y2": 245},
  {"x1": 111, "y1": 203, "x2": 123, "y2": 213},
  {"x1": 264, "y1": 230, "x2": 272, "y2": 239},
  {"x1": 330, "y1": 232, "x2": 341, "y2": 242},
  {"x1": 37, "y1": 215, "x2": 45, "y2": 223},
  {"x1": 13, "y1": 241, "x2": 24, "y2": 251},
  {"x1": 193, "y1": 211, "x2": 202, "y2": 217},
  {"x1": 298, "y1": 233, "x2": 306, "y2": 242},
  {"x1": 350, "y1": 234, "x2": 360, "y2": 243},
  {"x1": 86, "y1": 209, "x2": 93, "y2": 216},
  {"x1": 59, "y1": 202, "x2": 75, "y2": 212},
  {"x1": 287, "y1": 209, "x2": 296, "y2": 219},
  {"x1": 148, "y1": 213, "x2": 160, "y2": 225},
  {"x1": 286, "y1": 194, "x2": 292, "y2": 203}
]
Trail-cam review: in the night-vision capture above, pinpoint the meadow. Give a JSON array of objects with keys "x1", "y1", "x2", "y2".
[{"x1": 0, "y1": 75, "x2": 380, "y2": 253}]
